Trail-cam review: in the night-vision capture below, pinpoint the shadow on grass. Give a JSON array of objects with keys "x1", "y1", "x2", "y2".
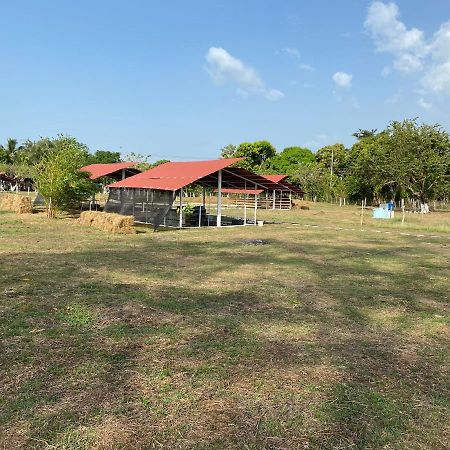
[{"x1": 0, "y1": 228, "x2": 449, "y2": 448}]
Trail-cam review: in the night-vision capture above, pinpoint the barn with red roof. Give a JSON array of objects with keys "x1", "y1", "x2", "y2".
[{"x1": 104, "y1": 158, "x2": 303, "y2": 228}]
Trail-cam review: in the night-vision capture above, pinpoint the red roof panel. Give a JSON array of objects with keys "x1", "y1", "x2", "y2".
[
  {"x1": 80, "y1": 162, "x2": 139, "y2": 180},
  {"x1": 262, "y1": 174, "x2": 289, "y2": 183},
  {"x1": 108, "y1": 158, "x2": 244, "y2": 190}
]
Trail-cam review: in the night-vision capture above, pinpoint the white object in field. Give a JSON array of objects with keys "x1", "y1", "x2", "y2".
[
  {"x1": 420, "y1": 203, "x2": 429, "y2": 214},
  {"x1": 257, "y1": 220, "x2": 264, "y2": 227}
]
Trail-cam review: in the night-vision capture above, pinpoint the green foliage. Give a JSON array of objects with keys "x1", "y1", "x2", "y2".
[
  {"x1": 346, "y1": 120, "x2": 450, "y2": 202},
  {"x1": 149, "y1": 159, "x2": 170, "y2": 168},
  {"x1": 270, "y1": 147, "x2": 314, "y2": 175},
  {"x1": 315, "y1": 143, "x2": 348, "y2": 177},
  {"x1": 88, "y1": 150, "x2": 121, "y2": 164},
  {"x1": 182, "y1": 203, "x2": 195, "y2": 217},
  {"x1": 34, "y1": 136, "x2": 97, "y2": 217},
  {"x1": 220, "y1": 140, "x2": 276, "y2": 172},
  {"x1": 0, "y1": 138, "x2": 23, "y2": 164},
  {"x1": 220, "y1": 144, "x2": 237, "y2": 158},
  {"x1": 123, "y1": 151, "x2": 152, "y2": 171}
]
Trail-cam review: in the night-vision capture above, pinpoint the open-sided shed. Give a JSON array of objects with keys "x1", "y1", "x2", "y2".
[
  {"x1": 215, "y1": 175, "x2": 305, "y2": 210},
  {"x1": 104, "y1": 158, "x2": 288, "y2": 228}
]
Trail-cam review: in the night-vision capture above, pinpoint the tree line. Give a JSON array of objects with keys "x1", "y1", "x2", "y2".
[
  {"x1": 0, "y1": 135, "x2": 162, "y2": 217},
  {"x1": 221, "y1": 119, "x2": 450, "y2": 204}
]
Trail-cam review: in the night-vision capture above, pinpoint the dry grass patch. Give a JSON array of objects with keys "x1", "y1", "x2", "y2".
[{"x1": 0, "y1": 207, "x2": 449, "y2": 449}]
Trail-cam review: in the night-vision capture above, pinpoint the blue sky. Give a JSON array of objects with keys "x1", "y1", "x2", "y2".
[{"x1": 1, "y1": 0, "x2": 449, "y2": 161}]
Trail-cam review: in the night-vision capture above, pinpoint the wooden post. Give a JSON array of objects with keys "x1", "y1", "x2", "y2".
[
  {"x1": 272, "y1": 190, "x2": 276, "y2": 209},
  {"x1": 217, "y1": 170, "x2": 222, "y2": 227},
  {"x1": 122, "y1": 168, "x2": 126, "y2": 180},
  {"x1": 179, "y1": 188, "x2": 183, "y2": 228},
  {"x1": 360, "y1": 199, "x2": 364, "y2": 226},
  {"x1": 402, "y1": 198, "x2": 405, "y2": 224},
  {"x1": 289, "y1": 192, "x2": 292, "y2": 209}
]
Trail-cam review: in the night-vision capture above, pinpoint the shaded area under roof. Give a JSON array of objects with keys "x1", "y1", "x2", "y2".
[
  {"x1": 215, "y1": 188, "x2": 264, "y2": 195},
  {"x1": 80, "y1": 162, "x2": 140, "y2": 180}
]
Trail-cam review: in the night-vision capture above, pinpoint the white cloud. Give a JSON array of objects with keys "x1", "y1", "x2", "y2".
[
  {"x1": 364, "y1": 1, "x2": 427, "y2": 72},
  {"x1": 417, "y1": 98, "x2": 432, "y2": 110},
  {"x1": 205, "y1": 47, "x2": 284, "y2": 101},
  {"x1": 282, "y1": 47, "x2": 300, "y2": 58},
  {"x1": 298, "y1": 63, "x2": 315, "y2": 72},
  {"x1": 422, "y1": 21, "x2": 450, "y2": 94},
  {"x1": 365, "y1": 2, "x2": 450, "y2": 96},
  {"x1": 332, "y1": 71, "x2": 352, "y2": 88}
]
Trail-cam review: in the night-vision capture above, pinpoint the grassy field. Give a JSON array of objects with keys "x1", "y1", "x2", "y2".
[{"x1": 1, "y1": 204, "x2": 449, "y2": 449}]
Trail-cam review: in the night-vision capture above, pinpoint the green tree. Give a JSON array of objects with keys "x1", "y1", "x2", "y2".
[
  {"x1": 385, "y1": 119, "x2": 450, "y2": 202},
  {"x1": 34, "y1": 136, "x2": 96, "y2": 217},
  {"x1": 222, "y1": 140, "x2": 276, "y2": 172},
  {"x1": 0, "y1": 138, "x2": 23, "y2": 164},
  {"x1": 220, "y1": 144, "x2": 237, "y2": 158},
  {"x1": 88, "y1": 150, "x2": 121, "y2": 164},
  {"x1": 123, "y1": 151, "x2": 152, "y2": 171},
  {"x1": 270, "y1": 146, "x2": 314, "y2": 174}
]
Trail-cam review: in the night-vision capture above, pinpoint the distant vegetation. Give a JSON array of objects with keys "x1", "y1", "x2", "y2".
[
  {"x1": 222, "y1": 119, "x2": 450, "y2": 204},
  {"x1": 2, "y1": 117, "x2": 449, "y2": 207}
]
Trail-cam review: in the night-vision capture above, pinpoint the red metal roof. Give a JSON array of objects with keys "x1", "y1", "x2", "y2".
[
  {"x1": 262, "y1": 174, "x2": 289, "y2": 183},
  {"x1": 108, "y1": 158, "x2": 245, "y2": 190},
  {"x1": 106, "y1": 159, "x2": 305, "y2": 194},
  {"x1": 80, "y1": 162, "x2": 139, "y2": 180},
  {"x1": 262, "y1": 174, "x2": 305, "y2": 194}
]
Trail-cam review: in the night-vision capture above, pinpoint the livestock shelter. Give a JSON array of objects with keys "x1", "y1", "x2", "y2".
[{"x1": 104, "y1": 158, "x2": 288, "y2": 228}]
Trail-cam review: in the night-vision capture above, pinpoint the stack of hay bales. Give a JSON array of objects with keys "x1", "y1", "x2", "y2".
[
  {"x1": 79, "y1": 211, "x2": 135, "y2": 234},
  {"x1": 0, "y1": 194, "x2": 33, "y2": 214}
]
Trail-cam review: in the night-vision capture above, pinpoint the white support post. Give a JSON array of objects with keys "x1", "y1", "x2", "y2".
[
  {"x1": 122, "y1": 168, "x2": 126, "y2": 180},
  {"x1": 254, "y1": 183, "x2": 258, "y2": 225},
  {"x1": 217, "y1": 170, "x2": 222, "y2": 227},
  {"x1": 244, "y1": 194, "x2": 247, "y2": 225},
  {"x1": 289, "y1": 192, "x2": 292, "y2": 209},
  {"x1": 179, "y1": 188, "x2": 183, "y2": 228},
  {"x1": 272, "y1": 190, "x2": 276, "y2": 210}
]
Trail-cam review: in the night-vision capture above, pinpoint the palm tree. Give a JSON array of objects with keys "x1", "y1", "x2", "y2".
[{"x1": 0, "y1": 138, "x2": 22, "y2": 164}]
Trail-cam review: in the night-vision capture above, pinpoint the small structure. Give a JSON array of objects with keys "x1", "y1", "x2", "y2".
[
  {"x1": 104, "y1": 158, "x2": 286, "y2": 228},
  {"x1": 373, "y1": 202, "x2": 395, "y2": 219},
  {"x1": 0, "y1": 173, "x2": 33, "y2": 192}
]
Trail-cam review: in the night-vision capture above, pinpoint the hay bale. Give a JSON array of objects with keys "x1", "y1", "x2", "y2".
[
  {"x1": 79, "y1": 211, "x2": 135, "y2": 234},
  {"x1": 0, "y1": 194, "x2": 33, "y2": 214}
]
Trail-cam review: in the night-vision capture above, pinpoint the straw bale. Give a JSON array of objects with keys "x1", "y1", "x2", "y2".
[
  {"x1": 0, "y1": 194, "x2": 33, "y2": 214},
  {"x1": 79, "y1": 211, "x2": 135, "y2": 234}
]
